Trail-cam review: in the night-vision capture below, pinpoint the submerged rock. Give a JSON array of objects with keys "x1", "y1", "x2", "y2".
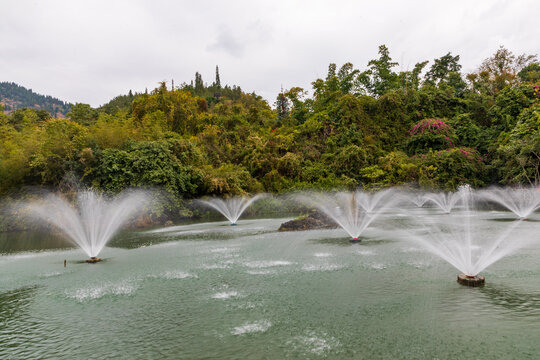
[{"x1": 279, "y1": 212, "x2": 337, "y2": 231}]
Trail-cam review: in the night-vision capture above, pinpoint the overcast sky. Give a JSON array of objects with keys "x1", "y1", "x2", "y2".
[{"x1": 2, "y1": 0, "x2": 539, "y2": 107}]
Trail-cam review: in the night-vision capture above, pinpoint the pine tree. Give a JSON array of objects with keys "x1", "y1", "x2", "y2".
[
  {"x1": 213, "y1": 66, "x2": 222, "y2": 99},
  {"x1": 275, "y1": 87, "x2": 289, "y2": 124},
  {"x1": 194, "y1": 72, "x2": 204, "y2": 95},
  {"x1": 215, "y1": 66, "x2": 221, "y2": 89}
]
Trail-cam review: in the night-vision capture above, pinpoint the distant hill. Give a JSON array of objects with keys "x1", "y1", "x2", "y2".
[{"x1": 0, "y1": 82, "x2": 71, "y2": 117}]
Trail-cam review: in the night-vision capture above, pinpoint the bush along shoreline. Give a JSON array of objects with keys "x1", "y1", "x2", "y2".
[{"x1": 1, "y1": 46, "x2": 540, "y2": 226}]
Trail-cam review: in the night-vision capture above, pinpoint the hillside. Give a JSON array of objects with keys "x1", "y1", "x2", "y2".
[
  {"x1": 0, "y1": 82, "x2": 70, "y2": 117},
  {"x1": 1, "y1": 46, "x2": 540, "y2": 217}
]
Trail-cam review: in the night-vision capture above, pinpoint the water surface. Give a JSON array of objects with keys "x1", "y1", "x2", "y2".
[{"x1": 1, "y1": 212, "x2": 540, "y2": 359}]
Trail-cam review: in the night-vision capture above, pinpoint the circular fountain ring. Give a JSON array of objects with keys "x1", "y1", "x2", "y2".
[
  {"x1": 457, "y1": 273, "x2": 485, "y2": 287},
  {"x1": 86, "y1": 257, "x2": 102, "y2": 263}
]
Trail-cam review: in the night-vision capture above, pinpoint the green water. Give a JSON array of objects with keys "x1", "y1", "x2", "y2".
[{"x1": 1, "y1": 212, "x2": 540, "y2": 359}]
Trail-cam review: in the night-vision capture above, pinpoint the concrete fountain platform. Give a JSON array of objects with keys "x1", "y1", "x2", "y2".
[
  {"x1": 86, "y1": 257, "x2": 102, "y2": 263},
  {"x1": 457, "y1": 273, "x2": 485, "y2": 287}
]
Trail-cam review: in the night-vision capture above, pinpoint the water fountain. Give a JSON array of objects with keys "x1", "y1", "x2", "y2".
[
  {"x1": 299, "y1": 189, "x2": 395, "y2": 242},
  {"x1": 409, "y1": 192, "x2": 428, "y2": 208},
  {"x1": 355, "y1": 188, "x2": 395, "y2": 213},
  {"x1": 6, "y1": 186, "x2": 540, "y2": 358},
  {"x1": 423, "y1": 190, "x2": 462, "y2": 213},
  {"x1": 27, "y1": 189, "x2": 150, "y2": 262},
  {"x1": 476, "y1": 186, "x2": 540, "y2": 219},
  {"x1": 403, "y1": 185, "x2": 528, "y2": 286},
  {"x1": 198, "y1": 195, "x2": 264, "y2": 225}
]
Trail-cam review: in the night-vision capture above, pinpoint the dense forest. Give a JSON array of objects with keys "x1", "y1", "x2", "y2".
[
  {"x1": 0, "y1": 82, "x2": 71, "y2": 117},
  {"x1": 1, "y1": 46, "x2": 540, "y2": 221}
]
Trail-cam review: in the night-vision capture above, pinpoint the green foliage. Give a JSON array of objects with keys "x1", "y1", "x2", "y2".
[
  {"x1": 0, "y1": 120, "x2": 40, "y2": 193},
  {"x1": 30, "y1": 119, "x2": 88, "y2": 185},
  {"x1": 89, "y1": 112, "x2": 134, "y2": 149},
  {"x1": 201, "y1": 163, "x2": 262, "y2": 195},
  {"x1": 449, "y1": 114, "x2": 493, "y2": 154},
  {"x1": 378, "y1": 151, "x2": 419, "y2": 185},
  {"x1": 358, "y1": 45, "x2": 400, "y2": 97},
  {"x1": 89, "y1": 140, "x2": 203, "y2": 197},
  {"x1": 425, "y1": 53, "x2": 462, "y2": 85},
  {"x1": 406, "y1": 118, "x2": 456, "y2": 154},
  {"x1": 414, "y1": 148, "x2": 487, "y2": 189},
  {"x1": 275, "y1": 91, "x2": 289, "y2": 124},
  {"x1": 3, "y1": 45, "x2": 540, "y2": 207},
  {"x1": 518, "y1": 63, "x2": 540, "y2": 83},
  {"x1": 9, "y1": 108, "x2": 49, "y2": 130},
  {"x1": 490, "y1": 85, "x2": 533, "y2": 130},
  {"x1": 98, "y1": 90, "x2": 137, "y2": 115},
  {"x1": 494, "y1": 102, "x2": 540, "y2": 184}
]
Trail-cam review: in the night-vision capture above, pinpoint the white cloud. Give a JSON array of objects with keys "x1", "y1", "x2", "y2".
[{"x1": 1, "y1": 0, "x2": 539, "y2": 107}]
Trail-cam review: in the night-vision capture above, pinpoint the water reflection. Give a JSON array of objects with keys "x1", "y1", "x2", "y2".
[
  {"x1": 489, "y1": 218, "x2": 540, "y2": 223},
  {"x1": 0, "y1": 232, "x2": 72, "y2": 254},
  {"x1": 0, "y1": 286, "x2": 39, "y2": 324},
  {"x1": 435, "y1": 281, "x2": 540, "y2": 321},
  {"x1": 310, "y1": 237, "x2": 395, "y2": 247},
  {"x1": 480, "y1": 285, "x2": 540, "y2": 316}
]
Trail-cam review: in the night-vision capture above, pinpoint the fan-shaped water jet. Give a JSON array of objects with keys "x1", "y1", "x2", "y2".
[
  {"x1": 476, "y1": 186, "x2": 540, "y2": 220},
  {"x1": 402, "y1": 185, "x2": 531, "y2": 286},
  {"x1": 298, "y1": 189, "x2": 396, "y2": 241},
  {"x1": 27, "y1": 189, "x2": 150, "y2": 262},
  {"x1": 198, "y1": 195, "x2": 264, "y2": 225}
]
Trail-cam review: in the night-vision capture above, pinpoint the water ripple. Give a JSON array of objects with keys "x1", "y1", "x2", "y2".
[
  {"x1": 66, "y1": 280, "x2": 138, "y2": 302},
  {"x1": 231, "y1": 320, "x2": 271, "y2": 335}
]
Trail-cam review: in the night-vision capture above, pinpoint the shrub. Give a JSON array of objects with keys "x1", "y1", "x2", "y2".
[{"x1": 406, "y1": 118, "x2": 456, "y2": 155}]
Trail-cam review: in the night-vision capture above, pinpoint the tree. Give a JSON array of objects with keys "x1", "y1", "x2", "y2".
[
  {"x1": 275, "y1": 88, "x2": 289, "y2": 124},
  {"x1": 399, "y1": 61, "x2": 428, "y2": 91},
  {"x1": 215, "y1": 66, "x2": 221, "y2": 89},
  {"x1": 31, "y1": 118, "x2": 88, "y2": 185},
  {"x1": 213, "y1": 66, "x2": 222, "y2": 99},
  {"x1": 285, "y1": 87, "x2": 309, "y2": 124},
  {"x1": 90, "y1": 140, "x2": 203, "y2": 196},
  {"x1": 468, "y1": 46, "x2": 538, "y2": 96},
  {"x1": 406, "y1": 118, "x2": 456, "y2": 155},
  {"x1": 9, "y1": 108, "x2": 48, "y2": 130},
  {"x1": 68, "y1": 103, "x2": 99, "y2": 124},
  {"x1": 194, "y1": 72, "x2": 204, "y2": 95},
  {"x1": 518, "y1": 63, "x2": 540, "y2": 83},
  {"x1": 425, "y1": 53, "x2": 462, "y2": 84},
  {"x1": 337, "y1": 62, "x2": 360, "y2": 94},
  {"x1": 131, "y1": 84, "x2": 203, "y2": 134},
  {"x1": 358, "y1": 45, "x2": 400, "y2": 97},
  {"x1": 423, "y1": 53, "x2": 467, "y2": 98}
]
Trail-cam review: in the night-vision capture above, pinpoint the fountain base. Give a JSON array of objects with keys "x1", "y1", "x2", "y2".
[
  {"x1": 349, "y1": 238, "x2": 361, "y2": 243},
  {"x1": 86, "y1": 257, "x2": 102, "y2": 263},
  {"x1": 230, "y1": 223, "x2": 238, "y2": 226},
  {"x1": 457, "y1": 273, "x2": 485, "y2": 287}
]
